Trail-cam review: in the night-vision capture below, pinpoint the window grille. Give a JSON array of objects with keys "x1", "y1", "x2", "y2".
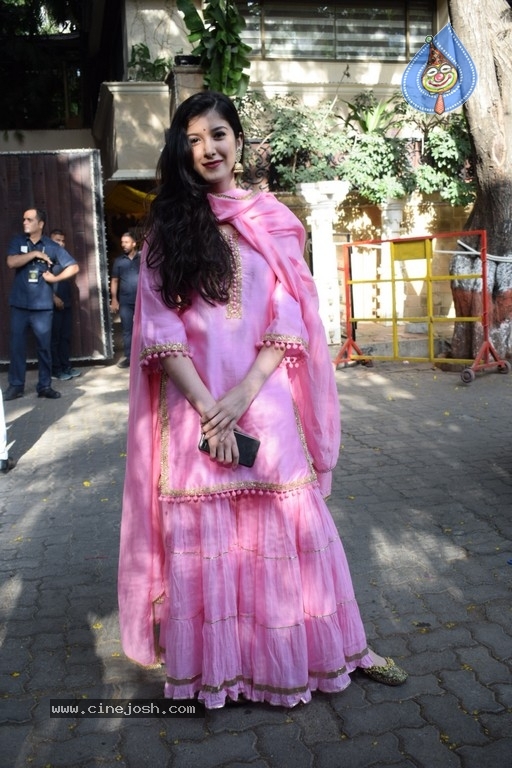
[{"x1": 235, "y1": 1, "x2": 434, "y2": 61}]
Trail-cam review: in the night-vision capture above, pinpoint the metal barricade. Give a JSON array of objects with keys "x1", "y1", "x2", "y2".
[{"x1": 333, "y1": 230, "x2": 510, "y2": 383}]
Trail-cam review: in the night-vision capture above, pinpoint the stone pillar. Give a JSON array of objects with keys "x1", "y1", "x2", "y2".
[
  {"x1": 167, "y1": 66, "x2": 205, "y2": 119},
  {"x1": 380, "y1": 198, "x2": 405, "y2": 239},
  {"x1": 378, "y1": 197, "x2": 406, "y2": 323},
  {"x1": 93, "y1": 82, "x2": 170, "y2": 180},
  {"x1": 298, "y1": 181, "x2": 350, "y2": 344}
]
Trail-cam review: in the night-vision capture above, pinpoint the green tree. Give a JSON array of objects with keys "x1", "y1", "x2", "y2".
[
  {"x1": 0, "y1": 0, "x2": 82, "y2": 131},
  {"x1": 448, "y1": 0, "x2": 512, "y2": 255},
  {"x1": 447, "y1": 0, "x2": 512, "y2": 357}
]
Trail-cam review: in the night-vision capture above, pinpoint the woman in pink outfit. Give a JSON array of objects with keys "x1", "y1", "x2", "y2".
[{"x1": 118, "y1": 91, "x2": 407, "y2": 708}]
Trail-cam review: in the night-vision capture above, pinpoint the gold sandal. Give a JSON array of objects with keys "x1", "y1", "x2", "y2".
[{"x1": 361, "y1": 657, "x2": 408, "y2": 686}]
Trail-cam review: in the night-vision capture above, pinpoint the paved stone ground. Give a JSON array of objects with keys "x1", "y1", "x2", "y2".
[{"x1": 1, "y1": 357, "x2": 511, "y2": 768}]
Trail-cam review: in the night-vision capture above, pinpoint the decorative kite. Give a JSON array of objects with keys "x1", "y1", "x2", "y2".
[{"x1": 401, "y1": 23, "x2": 477, "y2": 114}]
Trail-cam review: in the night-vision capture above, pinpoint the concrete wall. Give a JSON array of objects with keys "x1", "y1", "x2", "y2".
[{"x1": 124, "y1": 0, "x2": 189, "y2": 75}]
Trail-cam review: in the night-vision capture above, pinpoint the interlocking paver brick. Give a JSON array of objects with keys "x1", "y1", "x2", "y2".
[
  {"x1": 120, "y1": 722, "x2": 173, "y2": 767},
  {"x1": 397, "y1": 725, "x2": 461, "y2": 767},
  {"x1": 171, "y1": 730, "x2": 259, "y2": 768},
  {"x1": 256, "y1": 722, "x2": 314, "y2": 768},
  {"x1": 439, "y1": 670, "x2": 503, "y2": 712},
  {"x1": 457, "y1": 738, "x2": 512, "y2": 768},
  {"x1": 339, "y1": 699, "x2": 422, "y2": 737},
  {"x1": 314, "y1": 731, "x2": 402, "y2": 768},
  {"x1": 1, "y1": 360, "x2": 511, "y2": 767},
  {"x1": 419, "y1": 693, "x2": 489, "y2": 746}
]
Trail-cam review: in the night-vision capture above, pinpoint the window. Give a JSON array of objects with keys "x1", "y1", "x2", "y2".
[{"x1": 235, "y1": 1, "x2": 435, "y2": 61}]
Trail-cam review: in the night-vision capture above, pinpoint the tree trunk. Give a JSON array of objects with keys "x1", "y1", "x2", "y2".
[{"x1": 448, "y1": 0, "x2": 512, "y2": 358}]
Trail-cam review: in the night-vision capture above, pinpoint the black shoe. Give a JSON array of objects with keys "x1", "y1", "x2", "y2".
[
  {"x1": 3, "y1": 385, "x2": 24, "y2": 401},
  {"x1": 117, "y1": 358, "x2": 130, "y2": 369},
  {"x1": 0, "y1": 457, "x2": 15, "y2": 472},
  {"x1": 37, "y1": 387, "x2": 61, "y2": 399}
]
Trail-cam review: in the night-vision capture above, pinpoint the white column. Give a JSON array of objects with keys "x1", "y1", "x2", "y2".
[
  {"x1": 298, "y1": 181, "x2": 350, "y2": 344},
  {"x1": 378, "y1": 198, "x2": 406, "y2": 323}
]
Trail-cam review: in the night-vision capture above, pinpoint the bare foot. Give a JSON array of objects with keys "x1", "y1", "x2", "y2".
[{"x1": 368, "y1": 648, "x2": 387, "y2": 667}]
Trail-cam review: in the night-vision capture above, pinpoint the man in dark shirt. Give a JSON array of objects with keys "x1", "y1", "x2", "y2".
[
  {"x1": 110, "y1": 232, "x2": 141, "y2": 369},
  {"x1": 50, "y1": 229, "x2": 81, "y2": 381},
  {"x1": 3, "y1": 209, "x2": 79, "y2": 400}
]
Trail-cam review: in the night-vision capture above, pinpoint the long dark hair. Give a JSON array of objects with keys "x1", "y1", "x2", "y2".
[{"x1": 146, "y1": 91, "x2": 245, "y2": 309}]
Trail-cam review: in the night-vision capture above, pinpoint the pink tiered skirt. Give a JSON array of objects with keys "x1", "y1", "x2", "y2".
[{"x1": 158, "y1": 483, "x2": 372, "y2": 709}]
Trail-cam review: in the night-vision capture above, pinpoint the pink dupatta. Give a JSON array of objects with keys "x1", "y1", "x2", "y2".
[{"x1": 118, "y1": 287, "x2": 166, "y2": 666}]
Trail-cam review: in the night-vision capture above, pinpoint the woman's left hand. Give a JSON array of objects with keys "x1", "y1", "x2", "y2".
[
  {"x1": 201, "y1": 344, "x2": 286, "y2": 441},
  {"x1": 200, "y1": 383, "x2": 250, "y2": 442}
]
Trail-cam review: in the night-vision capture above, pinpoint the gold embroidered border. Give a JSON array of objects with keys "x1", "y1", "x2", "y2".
[
  {"x1": 166, "y1": 656, "x2": 367, "y2": 693},
  {"x1": 165, "y1": 612, "x2": 240, "y2": 627},
  {"x1": 304, "y1": 597, "x2": 359, "y2": 620},
  {"x1": 252, "y1": 679, "x2": 309, "y2": 694},
  {"x1": 166, "y1": 545, "x2": 298, "y2": 561},
  {"x1": 159, "y1": 373, "x2": 171, "y2": 494},
  {"x1": 261, "y1": 333, "x2": 309, "y2": 351},
  {"x1": 157, "y1": 369, "x2": 316, "y2": 498},
  {"x1": 165, "y1": 672, "x2": 310, "y2": 696},
  {"x1": 165, "y1": 540, "x2": 345, "y2": 563},
  {"x1": 167, "y1": 672, "x2": 203, "y2": 686},
  {"x1": 149, "y1": 594, "x2": 166, "y2": 666},
  {"x1": 293, "y1": 399, "x2": 315, "y2": 473},
  {"x1": 140, "y1": 341, "x2": 191, "y2": 361},
  {"x1": 157, "y1": 356, "x2": 318, "y2": 499},
  {"x1": 159, "y1": 472, "x2": 316, "y2": 500},
  {"x1": 212, "y1": 190, "x2": 255, "y2": 201},
  {"x1": 345, "y1": 647, "x2": 370, "y2": 663},
  {"x1": 300, "y1": 536, "x2": 337, "y2": 556},
  {"x1": 224, "y1": 231, "x2": 242, "y2": 319},
  {"x1": 202, "y1": 675, "x2": 245, "y2": 693}
]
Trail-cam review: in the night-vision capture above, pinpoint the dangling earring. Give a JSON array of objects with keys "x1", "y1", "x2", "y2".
[{"x1": 234, "y1": 147, "x2": 243, "y2": 176}]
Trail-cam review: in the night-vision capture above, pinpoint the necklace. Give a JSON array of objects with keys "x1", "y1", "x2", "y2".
[{"x1": 211, "y1": 189, "x2": 255, "y2": 200}]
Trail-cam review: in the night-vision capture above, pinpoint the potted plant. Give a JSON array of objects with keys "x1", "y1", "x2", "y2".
[
  {"x1": 127, "y1": 43, "x2": 173, "y2": 82},
  {"x1": 176, "y1": 0, "x2": 251, "y2": 99}
]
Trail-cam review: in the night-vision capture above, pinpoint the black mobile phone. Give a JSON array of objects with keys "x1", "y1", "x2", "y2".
[{"x1": 198, "y1": 428, "x2": 260, "y2": 467}]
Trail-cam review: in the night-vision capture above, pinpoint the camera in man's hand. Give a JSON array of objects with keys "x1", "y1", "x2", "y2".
[{"x1": 35, "y1": 257, "x2": 53, "y2": 272}]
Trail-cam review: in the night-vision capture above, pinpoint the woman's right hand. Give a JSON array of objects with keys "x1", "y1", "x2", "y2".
[
  {"x1": 202, "y1": 428, "x2": 240, "y2": 469},
  {"x1": 159, "y1": 354, "x2": 241, "y2": 468},
  {"x1": 200, "y1": 382, "x2": 252, "y2": 443}
]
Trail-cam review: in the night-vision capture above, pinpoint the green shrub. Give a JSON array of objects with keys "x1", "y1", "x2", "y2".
[{"x1": 239, "y1": 90, "x2": 475, "y2": 206}]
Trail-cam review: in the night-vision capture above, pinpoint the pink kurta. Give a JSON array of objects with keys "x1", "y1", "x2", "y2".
[{"x1": 118, "y1": 190, "x2": 371, "y2": 708}]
